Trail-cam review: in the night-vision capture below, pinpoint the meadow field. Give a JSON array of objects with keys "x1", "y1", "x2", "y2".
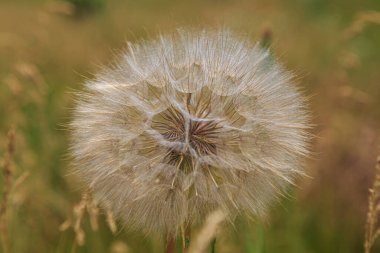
[{"x1": 1, "y1": 0, "x2": 380, "y2": 252}]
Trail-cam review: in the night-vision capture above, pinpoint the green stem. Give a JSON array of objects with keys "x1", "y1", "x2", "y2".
[
  {"x1": 211, "y1": 238, "x2": 216, "y2": 253},
  {"x1": 70, "y1": 241, "x2": 77, "y2": 253},
  {"x1": 260, "y1": 28, "x2": 272, "y2": 49}
]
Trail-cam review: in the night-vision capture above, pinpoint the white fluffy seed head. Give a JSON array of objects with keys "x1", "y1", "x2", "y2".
[{"x1": 70, "y1": 28, "x2": 310, "y2": 236}]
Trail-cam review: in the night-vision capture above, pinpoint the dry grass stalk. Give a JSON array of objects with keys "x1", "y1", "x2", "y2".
[
  {"x1": 110, "y1": 241, "x2": 131, "y2": 253},
  {"x1": 87, "y1": 196, "x2": 99, "y2": 231},
  {"x1": 188, "y1": 210, "x2": 226, "y2": 253},
  {"x1": 12, "y1": 171, "x2": 30, "y2": 190},
  {"x1": 60, "y1": 191, "x2": 102, "y2": 247},
  {"x1": 72, "y1": 192, "x2": 88, "y2": 246},
  {"x1": 345, "y1": 11, "x2": 380, "y2": 39},
  {"x1": 0, "y1": 129, "x2": 15, "y2": 253},
  {"x1": 106, "y1": 209, "x2": 117, "y2": 234},
  {"x1": 364, "y1": 146, "x2": 380, "y2": 253}
]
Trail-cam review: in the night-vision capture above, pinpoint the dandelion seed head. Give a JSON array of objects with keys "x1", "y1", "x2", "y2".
[{"x1": 70, "y1": 28, "x2": 310, "y2": 236}]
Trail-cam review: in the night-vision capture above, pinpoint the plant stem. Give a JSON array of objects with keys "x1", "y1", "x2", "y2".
[
  {"x1": 0, "y1": 129, "x2": 15, "y2": 253},
  {"x1": 260, "y1": 27, "x2": 272, "y2": 49},
  {"x1": 166, "y1": 236, "x2": 175, "y2": 253},
  {"x1": 184, "y1": 225, "x2": 191, "y2": 252},
  {"x1": 70, "y1": 241, "x2": 77, "y2": 253},
  {"x1": 211, "y1": 238, "x2": 216, "y2": 253}
]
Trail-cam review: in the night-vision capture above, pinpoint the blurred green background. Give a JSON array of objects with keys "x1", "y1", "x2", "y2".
[{"x1": 1, "y1": 0, "x2": 380, "y2": 252}]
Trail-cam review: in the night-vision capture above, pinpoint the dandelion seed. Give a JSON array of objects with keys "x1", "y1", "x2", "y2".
[{"x1": 70, "y1": 28, "x2": 310, "y2": 238}]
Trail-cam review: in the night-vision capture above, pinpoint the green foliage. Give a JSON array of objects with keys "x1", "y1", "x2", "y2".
[{"x1": 64, "y1": 0, "x2": 105, "y2": 14}]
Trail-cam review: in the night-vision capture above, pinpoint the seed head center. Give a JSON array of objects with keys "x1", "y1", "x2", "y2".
[{"x1": 152, "y1": 106, "x2": 219, "y2": 168}]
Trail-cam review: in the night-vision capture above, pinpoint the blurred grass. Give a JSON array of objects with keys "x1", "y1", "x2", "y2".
[{"x1": 1, "y1": 0, "x2": 380, "y2": 252}]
